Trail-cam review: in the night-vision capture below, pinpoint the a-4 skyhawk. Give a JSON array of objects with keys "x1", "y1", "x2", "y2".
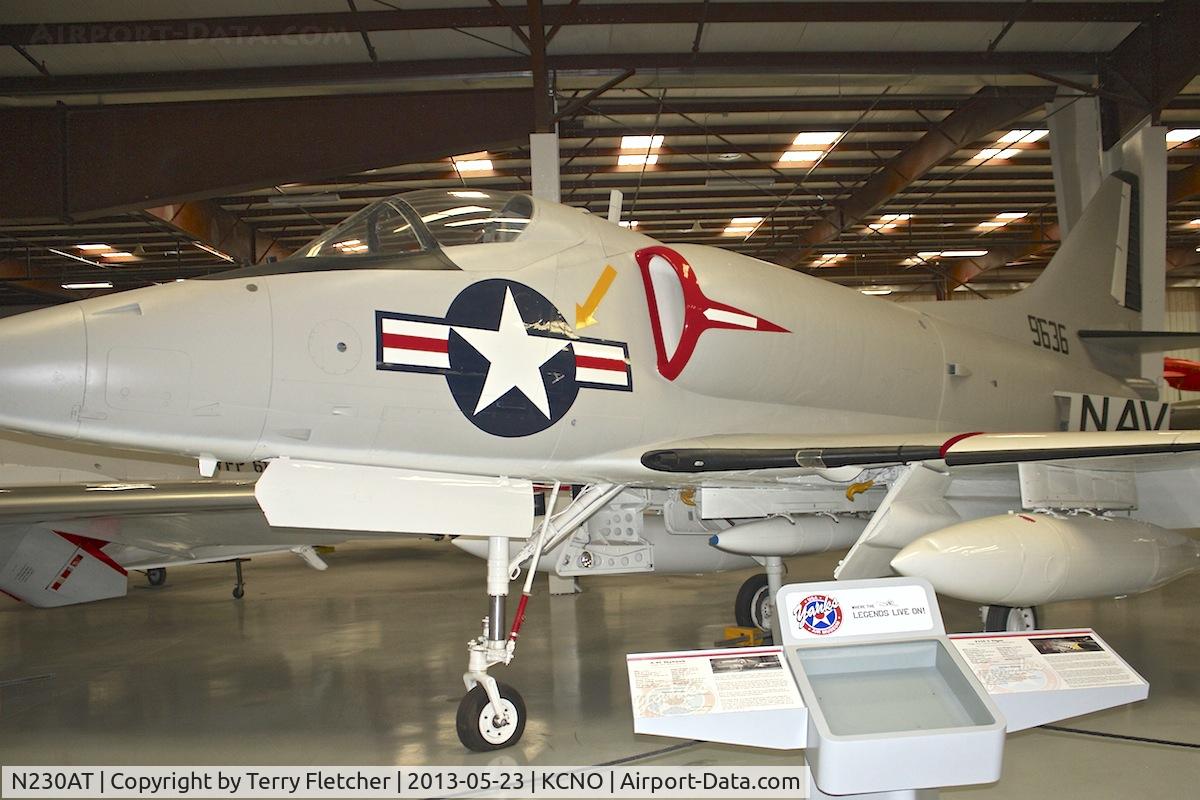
[{"x1": 1, "y1": 176, "x2": 1198, "y2": 750}]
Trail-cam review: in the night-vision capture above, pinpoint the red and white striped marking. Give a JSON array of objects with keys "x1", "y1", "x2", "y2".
[
  {"x1": 574, "y1": 340, "x2": 630, "y2": 388},
  {"x1": 380, "y1": 318, "x2": 451, "y2": 370}
]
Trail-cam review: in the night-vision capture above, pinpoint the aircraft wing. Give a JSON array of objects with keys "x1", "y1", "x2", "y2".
[
  {"x1": 640, "y1": 430, "x2": 1200, "y2": 476},
  {"x1": 643, "y1": 429, "x2": 1200, "y2": 584}
]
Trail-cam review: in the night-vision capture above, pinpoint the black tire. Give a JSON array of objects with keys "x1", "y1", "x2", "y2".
[
  {"x1": 983, "y1": 605, "x2": 1039, "y2": 632},
  {"x1": 146, "y1": 568, "x2": 167, "y2": 587},
  {"x1": 232, "y1": 586, "x2": 245, "y2": 600},
  {"x1": 734, "y1": 573, "x2": 772, "y2": 631},
  {"x1": 456, "y1": 681, "x2": 527, "y2": 751}
]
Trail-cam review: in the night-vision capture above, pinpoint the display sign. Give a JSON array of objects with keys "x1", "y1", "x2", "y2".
[
  {"x1": 626, "y1": 647, "x2": 803, "y2": 719},
  {"x1": 783, "y1": 583, "x2": 935, "y2": 641},
  {"x1": 950, "y1": 629, "x2": 1145, "y2": 694}
]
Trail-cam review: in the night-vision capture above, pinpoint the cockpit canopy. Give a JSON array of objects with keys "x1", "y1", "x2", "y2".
[{"x1": 298, "y1": 189, "x2": 535, "y2": 261}]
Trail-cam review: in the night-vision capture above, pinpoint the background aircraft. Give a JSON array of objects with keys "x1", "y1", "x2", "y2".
[{"x1": 0, "y1": 173, "x2": 1198, "y2": 751}]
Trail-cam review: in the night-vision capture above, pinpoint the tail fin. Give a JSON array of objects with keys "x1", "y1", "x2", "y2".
[
  {"x1": 1017, "y1": 172, "x2": 1141, "y2": 332},
  {"x1": 913, "y1": 170, "x2": 1150, "y2": 383}
]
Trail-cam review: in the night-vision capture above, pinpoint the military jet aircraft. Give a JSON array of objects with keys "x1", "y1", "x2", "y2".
[
  {"x1": 0, "y1": 433, "x2": 345, "y2": 605},
  {"x1": 1, "y1": 174, "x2": 1198, "y2": 750}
]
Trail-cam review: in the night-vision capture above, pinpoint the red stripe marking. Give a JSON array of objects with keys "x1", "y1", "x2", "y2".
[
  {"x1": 575, "y1": 355, "x2": 627, "y2": 372},
  {"x1": 951, "y1": 629, "x2": 1093, "y2": 640},
  {"x1": 381, "y1": 333, "x2": 448, "y2": 353},
  {"x1": 627, "y1": 647, "x2": 782, "y2": 661},
  {"x1": 51, "y1": 582, "x2": 62, "y2": 591},
  {"x1": 940, "y1": 431, "x2": 985, "y2": 458},
  {"x1": 54, "y1": 532, "x2": 128, "y2": 576}
]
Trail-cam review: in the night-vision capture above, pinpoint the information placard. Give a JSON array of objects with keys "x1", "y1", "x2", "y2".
[
  {"x1": 950, "y1": 629, "x2": 1144, "y2": 694},
  {"x1": 626, "y1": 647, "x2": 803, "y2": 719}
]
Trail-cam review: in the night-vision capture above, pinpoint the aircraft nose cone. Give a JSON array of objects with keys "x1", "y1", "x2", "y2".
[{"x1": 0, "y1": 304, "x2": 86, "y2": 438}]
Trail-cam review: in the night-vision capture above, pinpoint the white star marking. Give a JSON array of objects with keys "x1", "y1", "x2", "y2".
[{"x1": 454, "y1": 288, "x2": 569, "y2": 418}]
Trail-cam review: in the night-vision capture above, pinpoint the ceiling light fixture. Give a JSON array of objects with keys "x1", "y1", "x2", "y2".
[
  {"x1": 617, "y1": 153, "x2": 659, "y2": 167},
  {"x1": 453, "y1": 157, "x2": 494, "y2": 172},
  {"x1": 620, "y1": 134, "x2": 664, "y2": 151},
  {"x1": 792, "y1": 131, "x2": 841, "y2": 146},
  {"x1": 62, "y1": 281, "x2": 114, "y2": 290}
]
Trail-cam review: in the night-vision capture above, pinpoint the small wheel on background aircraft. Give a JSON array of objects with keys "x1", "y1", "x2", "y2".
[
  {"x1": 146, "y1": 568, "x2": 167, "y2": 587},
  {"x1": 983, "y1": 605, "x2": 1039, "y2": 632},
  {"x1": 456, "y1": 681, "x2": 526, "y2": 751},
  {"x1": 232, "y1": 586, "x2": 244, "y2": 600},
  {"x1": 734, "y1": 573, "x2": 772, "y2": 632}
]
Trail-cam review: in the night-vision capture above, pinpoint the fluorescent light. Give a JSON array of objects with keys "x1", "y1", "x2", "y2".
[
  {"x1": 76, "y1": 243, "x2": 111, "y2": 251},
  {"x1": 618, "y1": 220, "x2": 639, "y2": 228},
  {"x1": 62, "y1": 281, "x2": 113, "y2": 290},
  {"x1": 861, "y1": 288, "x2": 893, "y2": 296},
  {"x1": 723, "y1": 218, "x2": 762, "y2": 236},
  {"x1": 978, "y1": 221, "x2": 1006, "y2": 228},
  {"x1": 192, "y1": 242, "x2": 235, "y2": 262},
  {"x1": 450, "y1": 190, "x2": 489, "y2": 198},
  {"x1": 811, "y1": 253, "x2": 848, "y2": 267},
  {"x1": 998, "y1": 129, "x2": 1046, "y2": 144},
  {"x1": 778, "y1": 150, "x2": 824, "y2": 163},
  {"x1": 792, "y1": 131, "x2": 840, "y2": 146},
  {"x1": 49, "y1": 248, "x2": 104, "y2": 267},
  {"x1": 1167, "y1": 129, "x2": 1200, "y2": 144},
  {"x1": 620, "y1": 134, "x2": 663, "y2": 151},
  {"x1": 917, "y1": 251, "x2": 942, "y2": 259},
  {"x1": 973, "y1": 148, "x2": 1020, "y2": 160},
  {"x1": 941, "y1": 250, "x2": 988, "y2": 257},
  {"x1": 880, "y1": 213, "x2": 911, "y2": 222},
  {"x1": 997, "y1": 211, "x2": 1027, "y2": 219},
  {"x1": 453, "y1": 158, "x2": 493, "y2": 172},
  {"x1": 101, "y1": 251, "x2": 133, "y2": 258},
  {"x1": 617, "y1": 153, "x2": 658, "y2": 166},
  {"x1": 1188, "y1": 218, "x2": 1200, "y2": 226}
]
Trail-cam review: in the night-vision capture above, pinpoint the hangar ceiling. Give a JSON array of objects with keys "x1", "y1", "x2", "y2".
[{"x1": 0, "y1": 1, "x2": 1197, "y2": 309}]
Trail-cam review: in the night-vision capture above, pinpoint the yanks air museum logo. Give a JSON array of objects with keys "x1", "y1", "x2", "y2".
[
  {"x1": 796, "y1": 594, "x2": 843, "y2": 635},
  {"x1": 1056, "y1": 392, "x2": 1171, "y2": 432},
  {"x1": 374, "y1": 279, "x2": 632, "y2": 437}
]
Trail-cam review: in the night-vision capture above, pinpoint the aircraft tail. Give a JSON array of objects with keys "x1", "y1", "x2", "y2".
[
  {"x1": 1015, "y1": 171, "x2": 1142, "y2": 334},
  {"x1": 915, "y1": 167, "x2": 1188, "y2": 385}
]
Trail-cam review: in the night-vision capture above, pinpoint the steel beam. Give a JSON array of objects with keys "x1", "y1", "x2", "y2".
[
  {"x1": 0, "y1": 258, "x2": 80, "y2": 300},
  {"x1": 1168, "y1": 162, "x2": 1200, "y2": 205},
  {"x1": 0, "y1": 52, "x2": 1102, "y2": 99},
  {"x1": 783, "y1": 86, "x2": 1056, "y2": 266},
  {"x1": 1099, "y1": 0, "x2": 1200, "y2": 150},
  {"x1": 0, "y1": 4, "x2": 1153, "y2": 46},
  {"x1": 144, "y1": 201, "x2": 293, "y2": 265},
  {"x1": 0, "y1": 88, "x2": 535, "y2": 221}
]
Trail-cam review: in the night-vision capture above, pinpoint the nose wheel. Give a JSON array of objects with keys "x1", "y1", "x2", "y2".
[
  {"x1": 734, "y1": 573, "x2": 772, "y2": 632},
  {"x1": 456, "y1": 680, "x2": 527, "y2": 751}
]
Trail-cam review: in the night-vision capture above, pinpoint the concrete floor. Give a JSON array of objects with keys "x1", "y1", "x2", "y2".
[{"x1": 1, "y1": 538, "x2": 1197, "y2": 797}]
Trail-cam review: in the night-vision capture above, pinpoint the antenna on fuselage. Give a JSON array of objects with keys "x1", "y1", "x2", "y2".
[{"x1": 607, "y1": 189, "x2": 623, "y2": 225}]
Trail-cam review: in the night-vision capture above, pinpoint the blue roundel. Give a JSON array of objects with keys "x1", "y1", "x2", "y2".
[{"x1": 444, "y1": 279, "x2": 579, "y2": 438}]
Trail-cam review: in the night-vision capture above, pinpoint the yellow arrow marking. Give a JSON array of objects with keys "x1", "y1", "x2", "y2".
[{"x1": 575, "y1": 264, "x2": 618, "y2": 330}]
